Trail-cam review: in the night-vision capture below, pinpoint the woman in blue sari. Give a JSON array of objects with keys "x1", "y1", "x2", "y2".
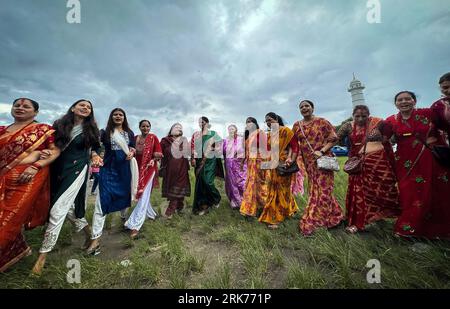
[{"x1": 86, "y1": 108, "x2": 138, "y2": 254}]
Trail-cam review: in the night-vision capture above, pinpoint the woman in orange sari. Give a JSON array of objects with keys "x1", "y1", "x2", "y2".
[
  {"x1": 293, "y1": 100, "x2": 344, "y2": 236},
  {"x1": 336, "y1": 105, "x2": 400, "y2": 233},
  {"x1": 259, "y1": 113, "x2": 299, "y2": 229},
  {"x1": 240, "y1": 117, "x2": 270, "y2": 218},
  {"x1": 0, "y1": 98, "x2": 58, "y2": 272}
]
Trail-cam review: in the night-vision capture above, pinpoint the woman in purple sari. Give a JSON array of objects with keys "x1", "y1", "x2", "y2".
[{"x1": 223, "y1": 125, "x2": 247, "y2": 209}]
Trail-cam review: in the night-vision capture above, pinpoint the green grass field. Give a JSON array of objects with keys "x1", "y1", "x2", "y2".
[{"x1": 1, "y1": 157, "x2": 449, "y2": 289}]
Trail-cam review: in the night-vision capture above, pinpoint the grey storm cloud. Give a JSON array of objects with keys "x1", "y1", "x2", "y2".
[{"x1": 0, "y1": 0, "x2": 449, "y2": 138}]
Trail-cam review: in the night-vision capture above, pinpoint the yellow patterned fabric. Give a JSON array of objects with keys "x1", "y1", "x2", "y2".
[{"x1": 258, "y1": 126, "x2": 298, "y2": 225}]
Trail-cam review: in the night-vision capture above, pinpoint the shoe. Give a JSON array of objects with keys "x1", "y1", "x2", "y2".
[
  {"x1": 198, "y1": 210, "x2": 206, "y2": 216},
  {"x1": 267, "y1": 224, "x2": 279, "y2": 230}
]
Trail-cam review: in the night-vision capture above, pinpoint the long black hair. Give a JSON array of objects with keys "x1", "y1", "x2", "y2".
[
  {"x1": 245, "y1": 117, "x2": 259, "y2": 140},
  {"x1": 104, "y1": 108, "x2": 132, "y2": 142},
  {"x1": 265, "y1": 112, "x2": 285, "y2": 126},
  {"x1": 53, "y1": 99, "x2": 100, "y2": 150}
]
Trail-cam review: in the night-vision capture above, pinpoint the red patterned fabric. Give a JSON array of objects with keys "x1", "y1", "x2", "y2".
[
  {"x1": 136, "y1": 133, "x2": 162, "y2": 199},
  {"x1": 293, "y1": 117, "x2": 343, "y2": 235},
  {"x1": 345, "y1": 118, "x2": 400, "y2": 230},
  {"x1": 382, "y1": 109, "x2": 450, "y2": 239}
]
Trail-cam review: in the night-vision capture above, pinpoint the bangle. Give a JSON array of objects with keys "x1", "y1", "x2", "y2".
[{"x1": 31, "y1": 162, "x2": 42, "y2": 170}]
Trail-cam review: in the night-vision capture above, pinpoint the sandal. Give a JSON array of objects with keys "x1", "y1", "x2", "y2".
[{"x1": 268, "y1": 224, "x2": 279, "y2": 230}]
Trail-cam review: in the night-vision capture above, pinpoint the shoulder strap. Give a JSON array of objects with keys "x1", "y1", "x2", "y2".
[{"x1": 299, "y1": 122, "x2": 315, "y2": 155}]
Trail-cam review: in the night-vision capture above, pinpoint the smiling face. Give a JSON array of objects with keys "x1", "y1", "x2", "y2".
[
  {"x1": 440, "y1": 80, "x2": 450, "y2": 98},
  {"x1": 353, "y1": 109, "x2": 369, "y2": 126},
  {"x1": 171, "y1": 124, "x2": 183, "y2": 136},
  {"x1": 395, "y1": 92, "x2": 416, "y2": 113},
  {"x1": 139, "y1": 121, "x2": 151, "y2": 135},
  {"x1": 112, "y1": 110, "x2": 125, "y2": 126},
  {"x1": 11, "y1": 99, "x2": 38, "y2": 122},
  {"x1": 72, "y1": 101, "x2": 92, "y2": 119},
  {"x1": 299, "y1": 101, "x2": 314, "y2": 118},
  {"x1": 228, "y1": 125, "x2": 237, "y2": 137},
  {"x1": 265, "y1": 115, "x2": 277, "y2": 128}
]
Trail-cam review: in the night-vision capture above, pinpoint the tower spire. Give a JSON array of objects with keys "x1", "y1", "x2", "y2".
[{"x1": 348, "y1": 74, "x2": 366, "y2": 108}]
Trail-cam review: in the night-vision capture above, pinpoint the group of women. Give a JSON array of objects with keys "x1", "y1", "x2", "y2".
[{"x1": 1, "y1": 72, "x2": 449, "y2": 275}]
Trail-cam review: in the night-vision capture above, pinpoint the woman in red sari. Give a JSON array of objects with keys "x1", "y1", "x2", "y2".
[
  {"x1": 381, "y1": 91, "x2": 450, "y2": 239},
  {"x1": 337, "y1": 105, "x2": 400, "y2": 233},
  {"x1": 135, "y1": 120, "x2": 159, "y2": 189},
  {"x1": 125, "y1": 126, "x2": 162, "y2": 239},
  {"x1": 0, "y1": 98, "x2": 59, "y2": 272},
  {"x1": 293, "y1": 100, "x2": 344, "y2": 236},
  {"x1": 430, "y1": 72, "x2": 450, "y2": 139},
  {"x1": 135, "y1": 120, "x2": 151, "y2": 168}
]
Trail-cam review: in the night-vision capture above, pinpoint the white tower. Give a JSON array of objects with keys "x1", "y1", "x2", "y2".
[{"x1": 347, "y1": 73, "x2": 366, "y2": 108}]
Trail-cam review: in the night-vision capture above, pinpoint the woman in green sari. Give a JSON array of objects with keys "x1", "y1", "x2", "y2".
[{"x1": 190, "y1": 117, "x2": 224, "y2": 215}]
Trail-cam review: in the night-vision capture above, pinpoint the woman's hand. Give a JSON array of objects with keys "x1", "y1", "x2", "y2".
[
  {"x1": 126, "y1": 152, "x2": 134, "y2": 161},
  {"x1": 154, "y1": 152, "x2": 163, "y2": 160},
  {"x1": 313, "y1": 150, "x2": 323, "y2": 159},
  {"x1": 40, "y1": 149, "x2": 52, "y2": 160},
  {"x1": 285, "y1": 157, "x2": 293, "y2": 167},
  {"x1": 18, "y1": 167, "x2": 38, "y2": 184},
  {"x1": 191, "y1": 159, "x2": 196, "y2": 167},
  {"x1": 91, "y1": 155, "x2": 103, "y2": 167}
]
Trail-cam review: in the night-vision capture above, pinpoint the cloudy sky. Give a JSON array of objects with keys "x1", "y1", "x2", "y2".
[{"x1": 0, "y1": 0, "x2": 449, "y2": 138}]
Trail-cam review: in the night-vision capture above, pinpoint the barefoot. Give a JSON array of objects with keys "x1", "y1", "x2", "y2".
[
  {"x1": 31, "y1": 253, "x2": 47, "y2": 276},
  {"x1": 130, "y1": 229, "x2": 139, "y2": 240},
  {"x1": 82, "y1": 226, "x2": 92, "y2": 249}
]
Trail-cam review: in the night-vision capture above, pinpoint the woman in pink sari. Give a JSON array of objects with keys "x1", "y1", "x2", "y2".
[{"x1": 223, "y1": 125, "x2": 247, "y2": 209}]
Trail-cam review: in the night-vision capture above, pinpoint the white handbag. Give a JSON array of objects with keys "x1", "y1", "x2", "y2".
[
  {"x1": 316, "y1": 155, "x2": 340, "y2": 172},
  {"x1": 299, "y1": 123, "x2": 340, "y2": 172}
]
